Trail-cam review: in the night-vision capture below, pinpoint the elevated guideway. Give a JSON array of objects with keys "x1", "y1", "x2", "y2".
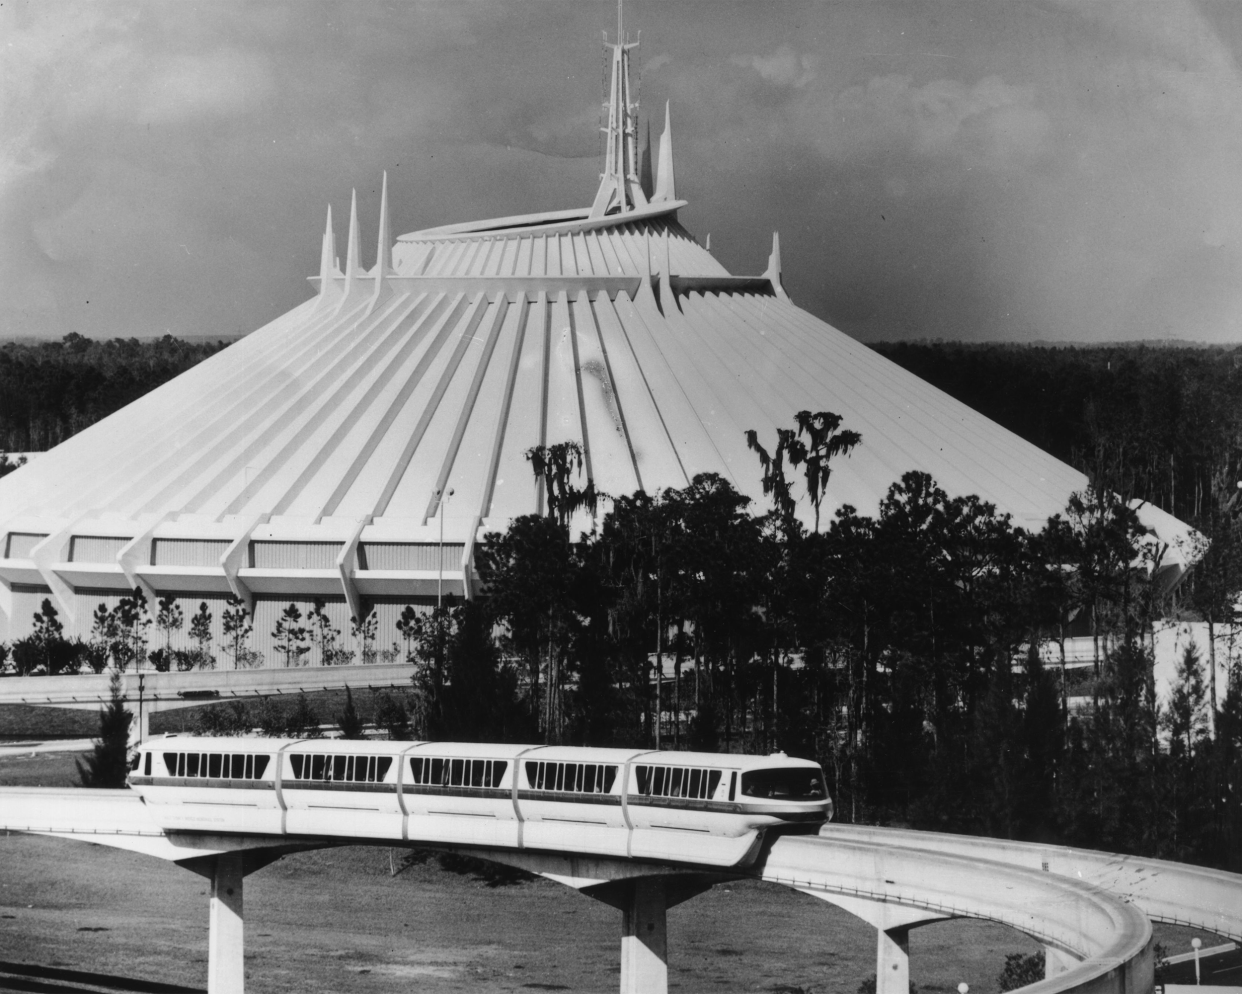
[
  {"x1": 5, "y1": 787, "x2": 1228, "y2": 994},
  {"x1": 0, "y1": 662, "x2": 415, "y2": 742},
  {"x1": 819, "y1": 825, "x2": 1242, "y2": 948}
]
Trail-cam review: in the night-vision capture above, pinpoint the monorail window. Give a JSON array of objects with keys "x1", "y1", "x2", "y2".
[
  {"x1": 524, "y1": 761, "x2": 617, "y2": 794},
  {"x1": 162, "y1": 752, "x2": 270, "y2": 780},
  {"x1": 130, "y1": 753, "x2": 141, "y2": 771},
  {"x1": 409, "y1": 757, "x2": 507, "y2": 789},
  {"x1": 740, "y1": 767, "x2": 827, "y2": 801},
  {"x1": 288, "y1": 753, "x2": 393, "y2": 783},
  {"x1": 633, "y1": 765, "x2": 722, "y2": 800}
]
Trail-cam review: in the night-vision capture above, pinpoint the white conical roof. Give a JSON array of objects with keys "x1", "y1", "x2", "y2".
[
  {"x1": 0, "y1": 30, "x2": 1105, "y2": 645},
  {"x1": 0, "y1": 205, "x2": 1084, "y2": 537}
]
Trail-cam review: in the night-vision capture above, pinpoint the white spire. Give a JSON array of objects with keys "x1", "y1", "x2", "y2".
[
  {"x1": 652, "y1": 101, "x2": 676, "y2": 203},
  {"x1": 313, "y1": 204, "x2": 341, "y2": 314},
  {"x1": 318, "y1": 204, "x2": 336, "y2": 291},
  {"x1": 342, "y1": 188, "x2": 362, "y2": 296},
  {"x1": 373, "y1": 171, "x2": 392, "y2": 277},
  {"x1": 590, "y1": 0, "x2": 647, "y2": 218},
  {"x1": 367, "y1": 172, "x2": 393, "y2": 316},
  {"x1": 765, "y1": 231, "x2": 788, "y2": 299}
]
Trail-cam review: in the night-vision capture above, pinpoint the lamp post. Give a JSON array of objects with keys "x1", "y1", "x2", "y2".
[
  {"x1": 437, "y1": 487, "x2": 454, "y2": 611},
  {"x1": 436, "y1": 488, "x2": 453, "y2": 701},
  {"x1": 1192, "y1": 937, "x2": 1202, "y2": 985}
]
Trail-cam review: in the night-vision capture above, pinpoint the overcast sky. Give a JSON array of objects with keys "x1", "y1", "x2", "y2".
[{"x1": 5, "y1": 1, "x2": 1242, "y2": 344}]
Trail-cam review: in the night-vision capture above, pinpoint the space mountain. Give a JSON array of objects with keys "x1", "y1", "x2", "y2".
[{"x1": 0, "y1": 17, "x2": 1191, "y2": 654}]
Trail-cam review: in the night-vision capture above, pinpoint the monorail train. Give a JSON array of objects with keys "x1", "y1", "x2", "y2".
[{"x1": 127, "y1": 736, "x2": 833, "y2": 868}]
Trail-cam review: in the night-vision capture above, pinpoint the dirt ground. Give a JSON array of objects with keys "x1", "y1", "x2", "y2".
[{"x1": 0, "y1": 751, "x2": 1215, "y2": 994}]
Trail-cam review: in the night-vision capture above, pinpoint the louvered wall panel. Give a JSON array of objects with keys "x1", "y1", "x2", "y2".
[
  {"x1": 70, "y1": 536, "x2": 130, "y2": 563},
  {"x1": 4, "y1": 533, "x2": 47, "y2": 559},
  {"x1": 358, "y1": 543, "x2": 464, "y2": 571},
  {"x1": 250, "y1": 542, "x2": 341, "y2": 569},
  {"x1": 152, "y1": 539, "x2": 231, "y2": 567}
]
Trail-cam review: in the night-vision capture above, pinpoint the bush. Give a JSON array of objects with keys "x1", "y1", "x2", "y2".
[
  {"x1": 998, "y1": 951, "x2": 1045, "y2": 992},
  {"x1": 195, "y1": 700, "x2": 252, "y2": 736},
  {"x1": 10, "y1": 638, "x2": 42, "y2": 675},
  {"x1": 232, "y1": 648, "x2": 264, "y2": 670},
  {"x1": 10, "y1": 635, "x2": 79, "y2": 675},
  {"x1": 81, "y1": 641, "x2": 109, "y2": 674},
  {"x1": 46, "y1": 637, "x2": 82, "y2": 675},
  {"x1": 373, "y1": 691, "x2": 412, "y2": 740},
  {"x1": 283, "y1": 692, "x2": 322, "y2": 738},
  {"x1": 148, "y1": 648, "x2": 172, "y2": 672},
  {"x1": 173, "y1": 647, "x2": 213, "y2": 671}
]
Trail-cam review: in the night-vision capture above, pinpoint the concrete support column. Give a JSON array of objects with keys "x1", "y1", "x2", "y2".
[
  {"x1": 876, "y1": 925, "x2": 910, "y2": 994},
  {"x1": 208, "y1": 853, "x2": 245, "y2": 994},
  {"x1": 1044, "y1": 945, "x2": 1077, "y2": 979},
  {"x1": 620, "y1": 877, "x2": 668, "y2": 994}
]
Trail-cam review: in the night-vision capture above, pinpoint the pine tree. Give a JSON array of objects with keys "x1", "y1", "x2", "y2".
[
  {"x1": 76, "y1": 671, "x2": 132, "y2": 788},
  {"x1": 336, "y1": 687, "x2": 366, "y2": 739},
  {"x1": 273, "y1": 603, "x2": 309, "y2": 668}
]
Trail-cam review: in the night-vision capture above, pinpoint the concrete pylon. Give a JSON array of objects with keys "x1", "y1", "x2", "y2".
[
  {"x1": 805, "y1": 892, "x2": 952, "y2": 994},
  {"x1": 877, "y1": 925, "x2": 911, "y2": 994},
  {"x1": 620, "y1": 877, "x2": 668, "y2": 993},
  {"x1": 1044, "y1": 944, "x2": 1079, "y2": 978},
  {"x1": 208, "y1": 853, "x2": 245, "y2": 994}
]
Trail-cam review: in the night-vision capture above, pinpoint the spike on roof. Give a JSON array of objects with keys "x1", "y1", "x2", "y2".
[
  {"x1": 368, "y1": 173, "x2": 393, "y2": 314},
  {"x1": 639, "y1": 120, "x2": 654, "y2": 200},
  {"x1": 765, "y1": 231, "x2": 787, "y2": 299},
  {"x1": 344, "y1": 190, "x2": 362, "y2": 283},
  {"x1": 373, "y1": 172, "x2": 392, "y2": 277},
  {"x1": 317, "y1": 206, "x2": 336, "y2": 286},
  {"x1": 653, "y1": 102, "x2": 676, "y2": 203}
]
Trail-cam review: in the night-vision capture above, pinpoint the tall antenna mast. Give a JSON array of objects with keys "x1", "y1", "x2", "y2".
[{"x1": 590, "y1": 0, "x2": 647, "y2": 218}]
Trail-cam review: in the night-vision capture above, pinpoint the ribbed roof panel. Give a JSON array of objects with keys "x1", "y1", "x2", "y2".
[{"x1": 0, "y1": 209, "x2": 1093, "y2": 578}]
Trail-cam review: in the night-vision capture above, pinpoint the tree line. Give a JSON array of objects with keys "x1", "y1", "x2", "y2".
[
  {"x1": 0, "y1": 333, "x2": 229, "y2": 454},
  {"x1": 871, "y1": 341, "x2": 1242, "y2": 528},
  {"x1": 175, "y1": 417, "x2": 1239, "y2": 872}
]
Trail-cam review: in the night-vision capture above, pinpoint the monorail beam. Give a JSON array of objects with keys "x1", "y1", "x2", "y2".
[{"x1": 208, "y1": 853, "x2": 245, "y2": 994}]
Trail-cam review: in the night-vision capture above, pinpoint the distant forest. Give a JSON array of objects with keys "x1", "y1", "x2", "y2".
[
  {"x1": 872, "y1": 342, "x2": 1242, "y2": 527},
  {"x1": 0, "y1": 333, "x2": 229, "y2": 455}
]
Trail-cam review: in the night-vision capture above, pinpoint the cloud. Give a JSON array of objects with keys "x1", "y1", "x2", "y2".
[
  {"x1": 95, "y1": 49, "x2": 276, "y2": 125},
  {"x1": 0, "y1": 4, "x2": 275, "y2": 192},
  {"x1": 713, "y1": 46, "x2": 1051, "y2": 185},
  {"x1": 822, "y1": 73, "x2": 1048, "y2": 168},
  {"x1": 734, "y1": 45, "x2": 816, "y2": 89}
]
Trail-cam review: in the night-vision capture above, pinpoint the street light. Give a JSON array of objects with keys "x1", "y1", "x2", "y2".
[
  {"x1": 437, "y1": 487, "x2": 454, "y2": 611},
  {"x1": 1192, "y1": 937, "x2": 1202, "y2": 985}
]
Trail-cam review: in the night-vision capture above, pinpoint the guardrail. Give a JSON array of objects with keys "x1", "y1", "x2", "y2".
[
  {"x1": 0, "y1": 662, "x2": 415, "y2": 710},
  {"x1": 819, "y1": 824, "x2": 1242, "y2": 945}
]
